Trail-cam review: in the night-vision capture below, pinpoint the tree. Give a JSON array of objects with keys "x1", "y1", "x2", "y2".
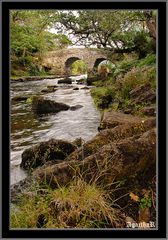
[
  {"x1": 10, "y1": 10, "x2": 72, "y2": 75},
  {"x1": 56, "y1": 10, "x2": 156, "y2": 58}
]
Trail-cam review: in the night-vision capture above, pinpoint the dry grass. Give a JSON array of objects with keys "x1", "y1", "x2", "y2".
[{"x1": 10, "y1": 178, "x2": 124, "y2": 229}]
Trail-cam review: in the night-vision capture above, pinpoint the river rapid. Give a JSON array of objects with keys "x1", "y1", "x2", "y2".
[{"x1": 10, "y1": 75, "x2": 101, "y2": 185}]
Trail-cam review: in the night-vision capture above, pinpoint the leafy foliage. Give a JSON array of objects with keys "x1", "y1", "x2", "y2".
[
  {"x1": 10, "y1": 10, "x2": 72, "y2": 76},
  {"x1": 139, "y1": 197, "x2": 152, "y2": 209},
  {"x1": 71, "y1": 60, "x2": 87, "y2": 74},
  {"x1": 91, "y1": 87, "x2": 116, "y2": 109},
  {"x1": 58, "y1": 10, "x2": 156, "y2": 57}
]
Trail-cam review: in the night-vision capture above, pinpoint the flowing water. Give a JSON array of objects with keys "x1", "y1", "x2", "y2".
[{"x1": 10, "y1": 75, "x2": 101, "y2": 185}]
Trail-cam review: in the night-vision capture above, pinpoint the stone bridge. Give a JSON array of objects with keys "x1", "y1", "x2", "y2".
[{"x1": 41, "y1": 48, "x2": 120, "y2": 75}]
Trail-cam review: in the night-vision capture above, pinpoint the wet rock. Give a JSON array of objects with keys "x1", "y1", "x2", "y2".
[
  {"x1": 21, "y1": 139, "x2": 77, "y2": 170},
  {"x1": 86, "y1": 76, "x2": 100, "y2": 86},
  {"x1": 77, "y1": 79, "x2": 86, "y2": 85},
  {"x1": 81, "y1": 86, "x2": 90, "y2": 90},
  {"x1": 12, "y1": 96, "x2": 29, "y2": 102},
  {"x1": 58, "y1": 78, "x2": 72, "y2": 84},
  {"x1": 11, "y1": 78, "x2": 24, "y2": 82},
  {"x1": 32, "y1": 96, "x2": 70, "y2": 114},
  {"x1": 10, "y1": 176, "x2": 34, "y2": 203},
  {"x1": 66, "y1": 118, "x2": 156, "y2": 162},
  {"x1": 41, "y1": 87, "x2": 57, "y2": 93},
  {"x1": 11, "y1": 76, "x2": 60, "y2": 82},
  {"x1": 34, "y1": 128, "x2": 156, "y2": 189},
  {"x1": 11, "y1": 121, "x2": 156, "y2": 202},
  {"x1": 99, "y1": 110, "x2": 143, "y2": 131},
  {"x1": 47, "y1": 85, "x2": 57, "y2": 89},
  {"x1": 69, "y1": 105, "x2": 83, "y2": 111},
  {"x1": 72, "y1": 137, "x2": 85, "y2": 147},
  {"x1": 73, "y1": 87, "x2": 79, "y2": 90}
]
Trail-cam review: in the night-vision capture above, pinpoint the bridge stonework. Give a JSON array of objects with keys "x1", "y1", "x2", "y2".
[{"x1": 41, "y1": 48, "x2": 118, "y2": 75}]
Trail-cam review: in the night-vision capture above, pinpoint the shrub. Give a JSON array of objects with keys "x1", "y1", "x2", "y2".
[
  {"x1": 117, "y1": 66, "x2": 156, "y2": 99},
  {"x1": 137, "y1": 54, "x2": 156, "y2": 68},
  {"x1": 114, "y1": 54, "x2": 156, "y2": 80},
  {"x1": 114, "y1": 59, "x2": 138, "y2": 78},
  {"x1": 91, "y1": 87, "x2": 116, "y2": 109}
]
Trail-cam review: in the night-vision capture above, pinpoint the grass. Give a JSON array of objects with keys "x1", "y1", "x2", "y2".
[
  {"x1": 91, "y1": 60, "x2": 156, "y2": 113},
  {"x1": 10, "y1": 178, "x2": 123, "y2": 229},
  {"x1": 113, "y1": 53, "x2": 156, "y2": 78}
]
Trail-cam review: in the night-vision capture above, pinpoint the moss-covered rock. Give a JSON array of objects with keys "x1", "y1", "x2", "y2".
[
  {"x1": 58, "y1": 78, "x2": 72, "y2": 84},
  {"x1": 12, "y1": 96, "x2": 29, "y2": 102},
  {"x1": 65, "y1": 117, "x2": 155, "y2": 162},
  {"x1": 33, "y1": 128, "x2": 156, "y2": 189},
  {"x1": 99, "y1": 110, "x2": 144, "y2": 131},
  {"x1": 21, "y1": 139, "x2": 77, "y2": 170},
  {"x1": 41, "y1": 87, "x2": 57, "y2": 93},
  {"x1": 32, "y1": 96, "x2": 70, "y2": 114}
]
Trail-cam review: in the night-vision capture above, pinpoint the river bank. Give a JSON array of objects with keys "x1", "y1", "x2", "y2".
[
  {"x1": 10, "y1": 75, "x2": 99, "y2": 185},
  {"x1": 11, "y1": 74, "x2": 87, "y2": 82},
  {"x1": 10, "y1": 56, "x2": 157, "y2": 229}
]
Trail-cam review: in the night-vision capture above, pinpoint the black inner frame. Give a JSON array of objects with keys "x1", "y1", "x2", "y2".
[{"x1": 2, "y1": 1, "x2": 166, "y2": 238}]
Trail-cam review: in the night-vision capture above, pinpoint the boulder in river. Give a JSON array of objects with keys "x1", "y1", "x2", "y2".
[
  {"x1": 73, "y1": 87, "x2": 79, "y2": 90},
  {"x1": 20, "y1": 139, "x2": 77, "y2": 170},
  {"x1": 32, "y1": 96, "x2": 70, "y2": 114},
  {"x1": 58, "y1": 78, "x2": 72, "y2": 84},
  {"x1": 47, "y1": 85, "x2": 57, "y2": 89},
  {"x1": 86, "y1": 76, "x2": 100, "y2": 86},
  {"x1": 12, "y1": 96, "x2": 29, "y2": 102},
  {"x1": 33, "y1": 128, "x2": 156, "y2": 189},
  {"x1": 69, "y1": 105, "x2": 83, "y2": 111},
  {"x1": 81, "y1": 86, "x2": 90, "y2": 90},
  {"x1": 41, "y1": 87, "x2": 57, "y2": 93}
]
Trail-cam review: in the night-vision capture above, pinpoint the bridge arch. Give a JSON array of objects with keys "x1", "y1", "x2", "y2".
[
  {"x1": 42, "y1": 48, "x2": 120, "y2": 75},
  {"x1": 93, "y1": 58, "x2": 107, "y2": 69},
  {"x1": 65, "y1": 57, "x2": 87, "y2": 75}
]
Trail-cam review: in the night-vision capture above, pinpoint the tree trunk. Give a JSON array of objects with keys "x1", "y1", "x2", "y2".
[{"x1": 144, "y1": 11, "x2": 156, "y2": 41}]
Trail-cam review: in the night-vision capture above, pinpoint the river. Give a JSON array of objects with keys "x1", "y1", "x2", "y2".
[{"x1": 10, "y1": 75, "x2": 101, "y2": 185}]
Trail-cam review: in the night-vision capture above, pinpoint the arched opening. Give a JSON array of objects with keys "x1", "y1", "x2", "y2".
[
  {"x1": 71, "y1": 60, "x2": 87, "y2": 75},
  {"x1": 94, "y1": 59, "x2": 115, "y2": 77},
  {"x1": 64, "y1": 57, "x2": 87, "y2": 76},
  {"x1": 93, "y1": 58, "x2": 107, "y2": 70}
]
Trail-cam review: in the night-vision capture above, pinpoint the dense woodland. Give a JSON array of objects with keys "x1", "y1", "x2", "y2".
[{"x1": 11, "y1": 10, "x2": 157, "y2": 229}]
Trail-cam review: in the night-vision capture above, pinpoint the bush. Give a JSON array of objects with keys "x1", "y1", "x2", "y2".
[
  {"x1": 114, "y1": 59, "x2": 138, "y2": 78},
  {"x1": 137, "y1": 54, "x2": 156, "y2": 68},
  {"x1": 116, "y1": 66, "x2": 156, "y2": 99},
  {"x1": 114, "y1": 54, "x2": 156, "y2": 80},
  {"x1": 91, "y1": 87, "x2": 116, "y2": 109}
]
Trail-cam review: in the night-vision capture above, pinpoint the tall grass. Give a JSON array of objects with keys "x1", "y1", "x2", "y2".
[{"x1": 11, "y1": 178, "x2": 123, "y2": 228}]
